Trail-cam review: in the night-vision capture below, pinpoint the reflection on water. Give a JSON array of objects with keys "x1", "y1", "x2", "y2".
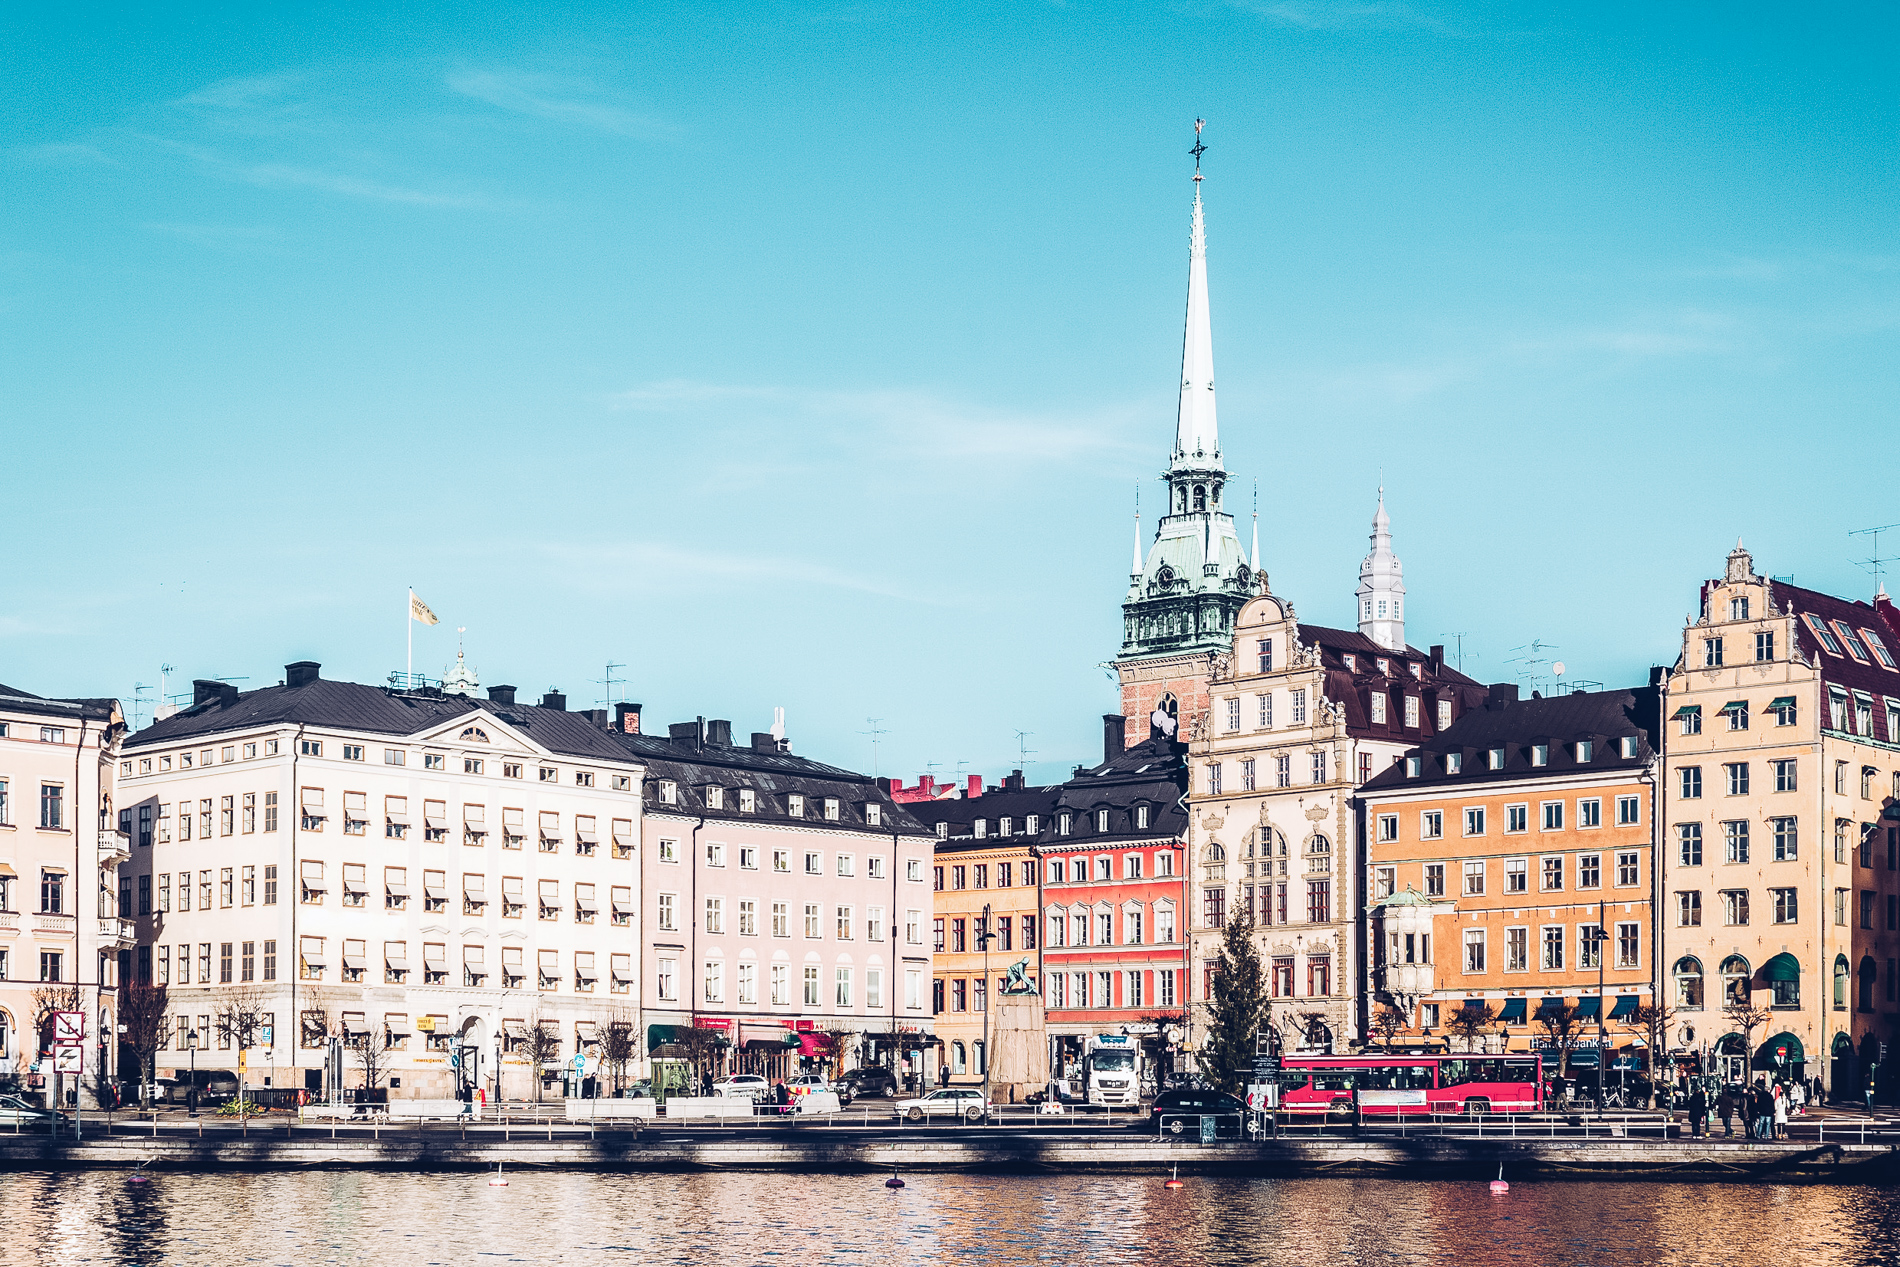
[{"x1": 6, "y1": 1171, "x2": 1900, "y2": 1266}]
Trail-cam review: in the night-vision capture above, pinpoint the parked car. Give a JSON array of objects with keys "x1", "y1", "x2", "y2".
[
  {"x1": 712, "y1": 1075, "x2": 771, "y2": 1102},
  {"x1": 0, "y1": 1094, "x2": 49, "y2": 1126},
  {"x1": 893, "y1": 1088, "x2": 991, "y2": 1123},
  {"x1": 837, "y1": 1067, "x2": 900, "y2": 1099},
  {"x1": 784, "y1": 1074, "x2": 846, "y2": 1104},
  {"x1": 1146, "y1": 1088, "x2": 1247, "y2": 1135}
]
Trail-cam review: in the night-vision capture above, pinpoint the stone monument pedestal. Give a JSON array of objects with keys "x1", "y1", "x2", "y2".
[{"x1": 988, "y1": 993, "x2": 1050, "y2": 1104}]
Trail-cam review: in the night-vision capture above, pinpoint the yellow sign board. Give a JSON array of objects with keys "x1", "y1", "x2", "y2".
[{"x1": 416, "y1": 1017, "x2": 436, "y2": 1032}]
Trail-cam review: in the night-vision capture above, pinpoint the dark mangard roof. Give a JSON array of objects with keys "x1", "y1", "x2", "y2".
[
  {"x1": 616, "y1": 731, "x2": 930, "y2": 839},
  {"x1": 1295, "y1": 623, "x2": 1490, "y2": 744},
  {"x1": 1770, "y1": 582, "x2": 1900, "y2": 744},
  {"x1": 1361, "y1": 685, "x2": 1661, "y2": 794},
  {"x1": 124, "y1": 677, "x2": 634, "y2": 764},
  {"x1": 923, "y1": 785, "x2": 1064, "y2": 852},
  {"x1": 1036, "y1": 736, "x2": 1189, "y2": 849},
  {"x1": 0, "y1": 684, "x2": 119, "y2": 724}
]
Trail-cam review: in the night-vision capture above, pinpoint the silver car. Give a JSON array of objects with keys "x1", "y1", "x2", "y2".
[{"x1": 0, "y1": 1094, "x2": 48, "y2": 1125}]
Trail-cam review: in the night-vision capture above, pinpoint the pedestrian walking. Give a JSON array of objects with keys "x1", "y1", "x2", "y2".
[
  {"x1": 1790, "y1": 1080, "x2": 1806, "y2": 1116},
  {"x1": 1716, "y1": 1085, "x2": 1737, "y2": 1137},
  {"x1": 1773, "y1": 1083, "x2": 1789, "y2": 1140},
  {"x1": 1866, "y1": 1068, "x2": 1878, "y2": 1115},
  {"x1": 1686, "y1": 1084, "x2": 1708, "y2": 1138},
  {"x1": 1751, "y1": 1079, "x2": 1774, "y2": 1140}
]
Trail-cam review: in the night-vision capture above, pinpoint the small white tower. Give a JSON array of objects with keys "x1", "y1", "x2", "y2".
[
  {"x1": 1356, "y1": 489, "x2": 1407, "y2": 651},
  {"x1": 442, "y1": 628, "x2": 480, "y2": 696}
]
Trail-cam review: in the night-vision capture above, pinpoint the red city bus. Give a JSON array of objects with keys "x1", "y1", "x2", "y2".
[{"x1": 1277, "y1": 1054, "x2": 1544, "y2": 1116}]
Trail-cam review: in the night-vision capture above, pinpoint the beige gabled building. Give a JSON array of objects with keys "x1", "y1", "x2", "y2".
[{"x1": 1660, "y1": 544, "x2": 1900, "y2": 1097}]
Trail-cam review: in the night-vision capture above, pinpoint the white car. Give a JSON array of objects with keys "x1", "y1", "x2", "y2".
[
  {"x1": 892, "y1": 1088, "x2": 991, "y2": 1123},
  {"x1": 0, "y1": 1094, "x2": 48, "y2": 1126},
  {"x1": 711, "y1": 1075, "x2": 771, "y2": 1102}
]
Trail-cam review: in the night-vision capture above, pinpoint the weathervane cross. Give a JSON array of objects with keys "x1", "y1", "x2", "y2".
[{"x1": 1191, "y1": 118, "x2": 1207, "y2": 181}]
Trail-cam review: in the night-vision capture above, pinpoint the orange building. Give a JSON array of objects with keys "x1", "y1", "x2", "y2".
[{"x1": 1361, "y1": 684, "x2": 1661, "y2": 1064}]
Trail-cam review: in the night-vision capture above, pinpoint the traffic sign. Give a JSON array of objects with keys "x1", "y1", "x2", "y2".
[
  {"x1": 571, "y1": 1052, "x2": 586, "y2": 1072},
  {"x1": 53, "y1": 1046, "x2": 83, "y2": 1074},
  {"x1": 53, "y1": 1011, "x2": 84, "y2": 1043}
]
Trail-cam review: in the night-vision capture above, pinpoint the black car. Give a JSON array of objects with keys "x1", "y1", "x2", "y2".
[
  {"x1": 1145, "y1": 1088, "x2": 1248, "y2": 1135},
  {"x1": 837, "y1": 1067, "x2": 901, "y2": 1098}
]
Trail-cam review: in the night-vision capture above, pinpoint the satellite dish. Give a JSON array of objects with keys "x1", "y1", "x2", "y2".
[{"x1": 1552, "y1": 661, "x2": 1566, "y2": 676}]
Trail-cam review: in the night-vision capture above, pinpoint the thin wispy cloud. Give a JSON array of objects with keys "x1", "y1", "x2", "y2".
[
  {"x1": 616, "y1": 379, "x2": 1145, "y2": 463},
  {"x1": 539, "y1": 540, "x2": 940, "y2": 605},
  {"x1": 447, "y1": 70, "x2": 676, "y2": 139},
  {"x1": 177, "y1": 72, "x2": 306, "y2": 111},
  {"x1": 13, "y1": 142, "x2": 115, "y2": 166},
  {"x1": 1226, "y1": 0, "x2": 1452, "y2": 33},
  {"x1": 145, "y1": 222, "x2": 285, "y2": 249},
  {"x1": 239, "y1": 161, "x2": 490, "y2": 207}
]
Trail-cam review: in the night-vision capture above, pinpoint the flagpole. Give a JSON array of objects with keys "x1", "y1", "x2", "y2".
[{"x1": 407, "y1": 588, "x2": 413, "y2": 687}]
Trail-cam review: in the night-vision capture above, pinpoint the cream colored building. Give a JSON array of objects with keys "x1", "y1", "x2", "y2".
[
  {"x1": 1661, "y1": 544, "x2": 1900, "y2": 1095},
  {"x1": 122, "y1": 664, "x2": 643, "y2": 1101},
  {"x1": 1187, "y1": 506, "x2": 1485, "y2": 1054},
  {"x1": 0, "y1": 683, "x2": 127, "y2": 1105}
]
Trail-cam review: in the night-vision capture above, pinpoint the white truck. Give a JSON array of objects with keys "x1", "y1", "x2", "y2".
[{"x1": 1084, "y1": 1034, "x2": 1141, "y2": 1107}]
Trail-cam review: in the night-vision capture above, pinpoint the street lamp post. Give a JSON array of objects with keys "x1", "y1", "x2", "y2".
[
  {"x1": 1587, "y1": 900, "x2": 1609, "y2": 1118},
  {"x1": 187, "y1": 1030, "x2": 199, "y2": 1117},
  {"x1": 977, "y1": 902, "x2": 995, "y2": 1119}
]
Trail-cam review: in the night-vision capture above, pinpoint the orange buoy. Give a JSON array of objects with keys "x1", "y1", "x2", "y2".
[
  {"x1": 1489, "y1": 1164, "x2": 1508, "y2": 1193},
  {"x1": 1164, "y1": 1164, "x2": 1184, "y2": 1190}
]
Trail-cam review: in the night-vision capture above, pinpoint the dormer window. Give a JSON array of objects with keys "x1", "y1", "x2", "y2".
[
  {"x1": 1446, "y1": 752, "x2": 1463, "y2": 774},
  {"x1": 738, "y1": 789, "x2": 756, "y2": 813},
  {"x1": 823, "y1": 798, "x2": 839, "y2": 821},
  {"x1": 1619, "y1": 736, "x2": 1639, "y2": 758},
  {"x1": 1096, "y1": 809, "x2": 1110, "y2": 832},
  {"x1": 1488, "y1": 747, "x2": 1505, "y2": 771},
  {"x1": 1835, "y1": 621, "x2": 1871, "y2": 663},
  {"x1": 1531, "y1": 744, "x2": 1549, "y2": 767},
  {"x1": 1576, "y1": 740, "x2": 1593, "y2": 763},
  {"x1": 1405, "y1": 756, "x2": 1421, "y2": 778},
  {"x1": 1376, "y1": 659, "x2": 1390, "y2": 675},
  {"x1": 1409, "y1": 663, "x2": 1421, "y2": 680},
  {"x1": 866, "y1": 803, "x2": 882, "y2": 827},
  {"x1": 788, "y1": 794, "x2": 804, "y2": 817},
  {"x1": 1803, "y1": 613, "x2": 1843, "y2": 655},
  {"x1": 1136, "y1": 805, "x2": 1150, "y2": 830},
  {"x1": 658, "y1": 781, "x2": 677, "y2": 805},
  {"x1": 1342, "y1": 654, "x2": 1356, "y2": 671},
  {"x1": 1436, "y1": 700, "x2": 1453, "y2": 729},
  {"x1": 1058, "y1": 812, "x2": 1072, "y2": 836},
  {"x1": 935, "y1": 821, "x2": 948, "y2": 839},
  {"x1": 705, "y1": 786, "x2": 724, "y2": 810}
]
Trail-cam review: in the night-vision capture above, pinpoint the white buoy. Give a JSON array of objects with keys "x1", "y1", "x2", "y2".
[
  {"x1": 488, "y1": 1163, "x2": 509, "y2": 1188},
  {"x1": 1489, "y1": 1163, "x2": 1508, "y2": 1194}
]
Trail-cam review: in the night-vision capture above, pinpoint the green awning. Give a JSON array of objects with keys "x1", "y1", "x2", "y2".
[
  {"x1": 1535, "y1": 997, "x2": 1568, "y2": 1020},
  {"x1": 1758, "y1": 1032, "x2": 1805, "y2": 1064},
  {"x1": 1670, "y1": 704, "x2": 1701, "y2": 719},
  {"x1": 1499, "y1": 998, "x2": 1526, "y2": 1022},
  {"x1": 1719, "y1": 700, "x2": 1748, "y2": 713},
  {"x1": 647, "y1": 1024, "x2": 689, "y2": 1048},
  {"x1": 1763, "y1": 952, "x2": 1801, "y2": 982},
  {"x1": 1610, "y1": 995, "x2": 1640, "y2": 1019},
  {"x1": 1768, "y1": 696, "x2": 1796, "y2": 710},
  {"x1": 1573, "y1": 997, "x2": 1601, "y2": 1019}
]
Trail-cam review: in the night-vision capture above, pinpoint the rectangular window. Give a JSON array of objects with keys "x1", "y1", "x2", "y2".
[
  {"x1": 1424, "y1": 863, "x2": 1445, "y2": 897},
  {"x1": 1679, "y1": 766, "x2": 1702, "y2": 799},
  {"x1": 1541, "y1": 857, "x2": 1564, "y2": 891},
  {"x1": 1505, "y1": 857, "x2": 1528, "y2": 893},
  {"x1": 1404, "y1": 696, "x2": 1419, "y2": 728},
  {"x1": 1616, "y1": 851, "x2": 1639, "y2": 886},
  {"x1": 1578, "y1": 798, "x2": 1601, "y2": 829},
  {"x1": 1723, "y1": 820, "x2": 1750, "y2": 864},
  {"x1": 1541, "y1": 801, "x2": 1563, "y2": 831},
  {"x1": 1207, "y1": 763, "x2": 1222, "y2": 795},
  {"x1": 1258, "y1": 694, "x2": 1272, "y2": 727},
  {"x1": 1578, "y1": 925, "x2": 1601, "y2": 971},
  {"x1": 1305, "y1": 880, "x2": 1330, "y2": 924},
  {"x1": 1463, "y1": 929, "x2": 1485, "y2": 973},
  {"x1": 1678, "y1": 822, "x2": 1703, "y2": 866},
  {"x1": 774, "y1": 902, "x2": 790, "y2": 938},
  {"x1": 1311, "y1": 751, "x2": 1327, "y2": 784},
  {"x1": 1377, "y1": 814, "x2": 1398, "y2": 842},
  {"x1": 1462, "y1": 860, "x2": 1484, "y2": 896},
  {"x1": 805, "y1": 904, "x2": 822, "y2": 939},
  {"x1": 1422, "y1": 810, "x2": 1443, "y2": 840},
  {"x1": 1225, "y1": 698, "x2": 1240, "y2": 731},
  {"x1": 1540, "y1": 926, "x2": 1564, "y2": 971},
  {"x1": 1724, "y1": 763, "x2": 1750, "y2": 795},
  {"x1": 1677, "y1": 890, "x2": 1702, "y2": 926},
  {"x1": 1257, "y1": 638, "x2": 1273, "y2": 672},
  {"x1": 1616, "y1": 795, "x2": 1639, "y2": 826},
  {"x1": 1291, "y1": 689, "x2": 1307, "y2": 724},
  {"x1": 804, "y1": 967, "x2": 821, "y2": 1007},
  {"x1": 1507, "y1": 804, "x2": 1528, "y2": 833},
  {"x1": 1772, "y1": 887, "x2": 1798, "y2": 924},
  {"x1": 1370, "y1": 693, "x2": 1387, "y2": 725},
  {"x1": 1240, "y1": 758, "x2": 1256, "y2": 791},
  {"x1": 1578, "y1": 854, "x2": 1601, "y2": 888},
  {"x1": 1464, "y1": 807, "x2": 1485, "y2": 837},
  {"x1": 1772, "y1": 817, "x2": 1798, "y2": 861},
  {"x1": 1704, "y1": 637, "x2": 1724, "y2": 668},
  {"x1": 1506, "y1": 927, "x2": 1529, "y2": 973},
  {"x1": 1723, "y1": 889, "x2": 1750, "y2": 926}
]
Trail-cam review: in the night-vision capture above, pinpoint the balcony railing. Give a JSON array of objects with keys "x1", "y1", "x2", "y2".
[
  {"x1": 98, "y1": 916, "x2": 135, "y2": 945},
  {"x1": 98, "y1": 828, "x2": 131, "y2": 861}
]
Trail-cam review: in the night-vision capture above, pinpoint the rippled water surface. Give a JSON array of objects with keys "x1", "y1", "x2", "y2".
[{"x1": 6, "y1": 1171, "x2": 1900, "y2": 1266}]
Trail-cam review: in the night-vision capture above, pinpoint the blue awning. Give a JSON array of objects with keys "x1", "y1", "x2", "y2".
[
  {"x1": 1610, "y1": 995, "x2": 1640, "y2": 1019},
  {"x1": 1535, "y1": 997, "x2": 1568, "y2": 1020},
  {"x1": 1499, "y1": 998, "x2": 1526, "y2": 1023},
  {"x1": 1573, "y1": 997, "x2": 1601, "y2": 1019}
]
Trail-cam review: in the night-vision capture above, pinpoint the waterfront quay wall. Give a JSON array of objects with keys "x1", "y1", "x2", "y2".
[{"x1": 1, "y1": 1132, "x2": 1893, "y2": 1183}]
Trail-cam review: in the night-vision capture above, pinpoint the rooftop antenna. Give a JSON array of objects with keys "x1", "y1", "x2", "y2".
[
  {"x1": 592, "y1": 660, "x2": 627, "y2": 709},
  {"x1": 1505, "y1": 640, "x2": 1560, "y2": 695},
  {"x1": 1013, "y1": 730, "x2": 1037, "y2": 765},
  {"x1": 1445, "y1": 633, "x2": 1477, "y2": 672},
  {"x1": 132, "y1": 682, "x2": 151, "y2": 732},
  {"x1": 159, "y1": 663, "x2": 175, "y2": 703},
  {"x1": 770, "y1": 707, "x2": 786, "y2": 744},
  {"x1": 859, "y1": 718, "x2": 888, "y2": 777},
  {"x1": 1850, "y1": 522, "x2": 1900, "y2": 595}
]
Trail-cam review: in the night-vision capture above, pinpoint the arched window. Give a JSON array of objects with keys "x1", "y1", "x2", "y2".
[
  {"x1": 952, "y1": 1040, "x2": 967, "y2": 1074},
  {"x1": 1193, "y1": 485, "x2": 1207, "y2": 512},
  {"x1": 971, "y1": 1041, "x2": 986, "y2": 1076},
  {"x1": 1674, "y1": 957, "x2": 1704, "y2": 1009},
  {"x1": 0, "y1": 1007, "x2": 11, "y2": 1061},
  {"x1": 1308, "y1": 834, "x2": 1332, "y2": 856},
  {"x1": 1207, "y1": 844, "x2": 1226, "y2": 863},
  {"x1": 1175, "y1": 487, "x2": 1187, "y2": 514},
  {"x1": 1719, "y1": 956, "x2": 1751, "y2": 1005},
  {"x1": 1835, "y1": 955, "x2": 1850, "y2": 1010}
]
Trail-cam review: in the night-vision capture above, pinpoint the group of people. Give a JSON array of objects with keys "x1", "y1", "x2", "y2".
[{"x1": 1683, "y1": 1076, "x2": 1819, "y2": 1139}]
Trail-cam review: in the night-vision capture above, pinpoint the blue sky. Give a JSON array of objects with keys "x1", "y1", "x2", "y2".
[{"x1": 3, "y1": 2, "x2": 1895, "y2": 784}]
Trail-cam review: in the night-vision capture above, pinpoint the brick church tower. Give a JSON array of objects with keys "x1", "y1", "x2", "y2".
[{"x1": 1113, "y1": 124, "x2": 1259, "y2": 750}]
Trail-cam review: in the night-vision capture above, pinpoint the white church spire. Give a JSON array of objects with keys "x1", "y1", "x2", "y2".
[
  {"x1": 1356, "y1": 488, "x2": 1407, "y2": 651},
  {"x1": 1171, "y1": 120, "x2": 1219, "y2": 473}
]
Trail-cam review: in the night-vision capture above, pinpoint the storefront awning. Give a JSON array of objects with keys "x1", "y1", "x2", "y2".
[
  {"x1": 1534, "y1": 997, "x2": 1567, "y2": 1020},
  {"x1": 1573, "y1": 997, "x2": 1601, "y2": 1019},
  {"x1": 1763, "y1": 952, "x2": 1800, "y2": 982},
  {"x1": 1610, "y1": 995, "x2": 1640, "y2": 1019},
  {"x1": 1759, "y1": 1032, "x2": 1805, "y2": 1064},
  {"x1": 739, "y1": 1024, "x2": 797, "y2": 1050},
  {"x1": 1499, "y1": 998, "x2": 1526, "y2": 1023}
]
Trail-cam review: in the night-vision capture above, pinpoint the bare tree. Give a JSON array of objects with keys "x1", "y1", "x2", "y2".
[
  {"x1": 30, "y1": 983, "x2": 82, "y2": 1050},
  {"x1": 1723, "y1": 1000, "x2": 1772, "y2": 1079},
  {"x1": 1293, "y1": 1011, "x2": 1333, "y2": 1053},
  {"x1": 1368, "y1": 1003, "x2": 1409, "y2": 1050},
  {"x1": 819, "y1": 1028, "x2": 860, "y2": 1080},
  {"x1": 349, "y1": 1023, "x2": 392, "y2": 1098},
  {"x1": 599, "y1": 1013, "x2": 638, "y2": 1094},
  {"x1": 1625, "y1": 1003, "x2": 1677, "y2": 1106},
  {"x1": 118, "y1": 982, "x2": 171, "y2": 1109},
  {"x1": 666, "y1": 1025, "x2": 725, "y2": 1096},
  {"x1": 1537, "y1": 1004, "x2": 1585, "y2": 1083},
  {"x1": 1445, "y1": 1002, "x2": 1499, "y2": 1054},
  {"x1": 522, "y1": 1013, "x2": 564, "y2": 1103},
  {"x1": 213, "y1": 985, "x2": 270, "y2": 1051},
  {"x1": 300, "y1": 987, "x2": 338, "y2": 1051}
]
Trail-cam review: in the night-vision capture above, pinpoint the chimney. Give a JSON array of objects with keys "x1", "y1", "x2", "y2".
[
  {"x1": 577, "y1": 708, "x2": 608, "y2": 726},
  {"x1": 876, "y1": 777, "x2": 895, "y2": 794},
  {"x1": 488, "y1": 685, "x2": 516, "y2": 706},
  {"x1": 1103, "y1": 714, "x2": 1126, "y2": 763},
  {"x1": 1487, "y1": 683, "x2": 1519, "y2": 710},
  {"x1": 752, "y1": 732, "x2": 778, "y2": 753},
  {"x1": 705, "y1": 719, "x2": 732, "y2": 747},
  {"x1": 284, "y1": 662, "x2": 320, "y2": 688},
  {"x1": 1648, "y1": 665, "x2": 1666, "y2": 687},
  {"x1": 1429, "y1": 645, "x2": 1444, "y2": 668},
  {"x1": 616, "y1": 702, "x2": 643, "y2": 734},
  {"x1": 668, "y1": 720, "x2": 703, "y2": 749},
  {"x1": 219, "y1": 683, "x2": 238, "y2": 708},
  {"x1": 540, "y1": 690, "x2": 566, "y2": 711},
  {"x1": 966, "y1": 774, "x2": 983, "y2": 799},
  {"x1": 192, "y1": 679, "x2": 222, "y2": 707}
]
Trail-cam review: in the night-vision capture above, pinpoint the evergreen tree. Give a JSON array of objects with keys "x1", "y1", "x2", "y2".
[{"x1": 1198, "y1": 908, "x2": 1269, "y2": 1094}]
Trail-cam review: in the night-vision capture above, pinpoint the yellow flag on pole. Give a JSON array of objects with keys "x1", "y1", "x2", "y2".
[{"x1": 409, "y1": 591, "x2": 439, "y2": 626}]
